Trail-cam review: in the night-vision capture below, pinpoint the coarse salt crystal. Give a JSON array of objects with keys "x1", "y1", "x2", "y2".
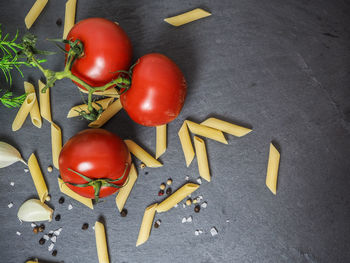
[
  {"x1": 54, "y1": 228, "x2": 62, "y2": 236},
  {"x1": 51, "y1": 236, "x2": 57, "y2": 243},
  {"x1": 201, "y1": 202, "x2": 207, "y2": 208},
  {"x1": 210, "y1": 227, "x2": 218, "y2": 236},
  {"x1": 182, "y1": 203, "x2": 186, "y2": 208},
  {"x1": 16, "y1": 231, "x2": 21, "y2": 236},
  {"x1": 8, "y1": 202, "x2": 13, "y2": 208},
  {"x1": 186, "y1": 216, "x2": 192, "y2": 223},
  {"x1": 68, "y1": 204, "x2": 73, "y2": 210},
  {"x1": 181, "y1": 217, "x2": 187, "y2": 223},
  {"x1": 31, "y1": 223, "x2": 37, "y2": 228},
  {"x1": 43, "y1": 234, "x2": 49, "y2": 241},
  {"x1": 185, "y1": 176, "x2": 189, "y2": 181},
  {"x1": 48, "y1": 243, "x2": 55, "y2": 251},
  {"x1": 10, "y1": 182, "x2": 15, "y2": 186},
  {"x1": 49, "y1": 230, "x2": 54, "y2": 234},
  {"x1": 155, "y1": 220, "x2": 161, "y2": 225},
  {"x1": 24, "y1": 169, "x2": 29, "y2": 173},
  {"x1": 226, "y1": 219, "x2": 230, "y2": 223},
  {"x1": 196, "y1": 178, "x2": 202, "y2": 185},
  {"x1": 195, "y1": 230, "x2": 199, "y2": 236},
  {"x1": 198, "y1": 230, "x2": 203, "y2": 234},
  {"x1": 174, "y1": 203, "x2": 178, "y2": 208}
]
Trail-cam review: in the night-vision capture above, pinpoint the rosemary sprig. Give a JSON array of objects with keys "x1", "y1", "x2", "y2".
[{"x1": 0, "y1": 90, "x2": 27, "y2": 108}]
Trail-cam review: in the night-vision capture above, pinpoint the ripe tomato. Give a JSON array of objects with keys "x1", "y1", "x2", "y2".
[
  {"x1": 66, "y1": 18, "x2": 132, "y2": 90},
  {"x1": 59, "y1": 129, "x2": 131, "y2": 200},
  {"x1": 120, "y1": 53, "x2": 187, "y2": 126}
]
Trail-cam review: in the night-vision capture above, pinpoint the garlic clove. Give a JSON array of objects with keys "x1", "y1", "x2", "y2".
[
  {"x1": 0, "y1": 141, "x2": 27, "y2": 168},
  {"x1": 17, "y1": 199, "x2": 53, "y2": 222}
]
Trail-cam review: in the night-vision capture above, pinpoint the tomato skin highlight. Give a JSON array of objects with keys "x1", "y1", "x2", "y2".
[
  {"x1": 66, "y1": 18, "x2": 132, "y2": 90},
  {"x1": 59, "y1": 129, "x2": 131, "y2": 199},
  {"x1": 120, "y1": 53, "x2": 187, "y2": 126}
]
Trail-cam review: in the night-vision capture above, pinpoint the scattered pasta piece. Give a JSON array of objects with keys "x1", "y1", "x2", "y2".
[
  {"x1": 38, "y1": 80, "x2": 52, "y2": 122},
  {"x1": 12, "y1": 93, "x2": 36, "y2": 131},
  {"x1": 266, "y1": 143, "x2": 280, "y2": 195},
  {"x1": 156, "y1": 124, "x2": 167, "y2": 159},
  {"x1": 24, "y1": 81, "x2": 42, "y2": 128},
  {"x1": 136, "y1": 203, "x2": 158, "y2": 247},
  {"x1": 201, "y1": 117, "x2": 252, "y2": 137},
  {"x1": 95, "y1": 221, "x2": 109, "y2": 263},
  {"x1": 63, "y1": 0, "x2": 77, "y2": 39},
  {"x1": 186, "y1": 120, "x2": 228, "y2": 144},
  {"x1": 178, "y1": 121, "x2": 195, "y2": 167},
  {"x1": 156, "y1": 183, "x2": 199, "y2": 213},
  {"x1": 164, "y1": 8, "x2": 211, "y2": 27},
  {"x1": 67, "y1": 98, "x2": 114, "y2": 118},
  {"x1": 24, "y1": 0, "x2": 48, "y2": 29},
  {"x1": 88, "y1": 99, "x2": 123, "y2": 128},
  {"x1": 51, "y1": 123, "x2": 62, "y2": 169},
  {"x1": 57, "y1": 178, "x2": 93, "y2": 209},
  {"x1": 193, "y1": 136, "x2": 211, "y2": 182},
  {"x1": 124, "y1": 140, "x2": 162, "y2": 168},
  {"x1": 115, "y1": 163, "x2": 138, "y2": 212},
  {"x1": 28, "y1": 153, "x2": 48, "y2": 203}
]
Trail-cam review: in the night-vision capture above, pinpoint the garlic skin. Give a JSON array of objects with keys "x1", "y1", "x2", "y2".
[
  {"x1": 0, "y1": 141, "x2": 27, "y2": 168},
  {"x1": 17, "y1": 199, "x2": 53, "y2": 222}
]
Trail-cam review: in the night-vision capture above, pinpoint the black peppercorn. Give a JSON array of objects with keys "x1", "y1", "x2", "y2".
[
  {"x1": 39, "y1": 238, "x2": 45, "y2": 245},
  {"x1": 56, "y1": 18, "x2": 62, "y2": 26},
  {"x1": 120, "y1": 208, "x2": 128, "y2": 217},
  {"x1": 55, "y1": 214, "x2": 61, "y2": 221},
  {"x1": 158, "y1": 190, "x2": 164, "y2": 196},
  {"x1": 145, "y1": 172, "x2": 149, "y2": 175},
  {"x1": 38, "y1": 224, "x2": 45, "y2": 232},
  {"x1": 194, "y1": 205, "x2": 200, "y2": 213},
  {"x1": 33, "y1": 226, "x2": 39, "y2": 234},
  {"x1": 58, "y1": 197, "x2": 65, "y2": 204},
  {"x1": 154, "y1": 222, "x2": 159, "y2": 228},
  {"x1": 48, "y1": 233, "x2": 53, "y2": 238},
  {"x1": 166, "y1": 187, "x2": 172, "y2": 195},
  {"x1": 82, "y1": 223, "x2": 89, "y2": 230},
  {"x1": 52, "y1": 250, "x2": 58, "y2": 256}
]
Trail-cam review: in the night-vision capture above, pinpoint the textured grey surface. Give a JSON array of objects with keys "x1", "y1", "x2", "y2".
[{"x1": 0, "y1": 0, "x2": 350, "y2": 262}]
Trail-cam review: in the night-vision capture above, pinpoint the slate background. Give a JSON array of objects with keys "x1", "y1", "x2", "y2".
[{"x1": 0, "y1": 0, "x2": 349, "y2": 262}]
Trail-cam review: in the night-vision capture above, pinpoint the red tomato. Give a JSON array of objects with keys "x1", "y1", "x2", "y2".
[
  {"x1": 59, "y1": 129, "x2": 131, "y2": 200},
  {"x1": 66, "y1": 18, "x2": 132, "y2": 90},
  {"x1": 120, "y1": 53, "x2": 187, "y2": 126}
]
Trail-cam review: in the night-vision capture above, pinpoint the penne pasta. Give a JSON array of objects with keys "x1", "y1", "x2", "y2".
[
  {"x1": 155, "y1": 124, "x2": 167, "y2": 159},
  {"x1": 164, "y1": 8, "x2": 211, "y2": 27},
  {"x1": 24, "y1": 0, "x2": 48, "y2": 29},
  {"x1": 201, "y1": 117, "x2": 252, "y2": 137},
  {"x1": 115, "y1": 163, "x2": 138, "y2": 212},
  {"x1": 88, "y1": 99, "x2": 123, "y2": 128},
  {"x1": 63, "y1": 0, "x2": 77, "y2": 39},
  {"x1": 178, "y1": 121, "x2": 195, "y2": 167},
  {"x1": 124, "y1": 140, "x2": 162, "y2": 168},
  {"x1": 51, "y1": 123, "x2": 62, "y2": 169},
  {"x1": 12, "y1": 93, "x2": 36, "y2": 131},
  {"x1": 266, "y1": 143, "x2": 280, "y2": 195},
  {"x1": 38, "y1": 80, "x2": 52, "y2": 122},
  {"x1": 136, "y1": 203, "x2": 157, "y2": 247},
  {"x1": 58, "y1": 178, "x2": 93, "y2": 209},
  {"x1": 186, "y1": 120, "x2": 228, "y2": 144},
  {"x1": 67, "y1": 98, "x2": 114, "y2": 118},
  {"x1": 156, "y1": 183, "x2": 199, "y2": 213},
  {"x1": 28, "y1": 153, "x2": 48, "y2": 203},
  {"x1": 78, "y1": 87, "x2": 120, "y2": 98},
  {"x1": 194, "y1": 136, "x2": 211, "y2": 182},
  {"x1": 95, "y1": 221, "x2": 109, "y2": 263},
  {"x1": 24, "y1": 81, "x2": 42, "y2": 128}
]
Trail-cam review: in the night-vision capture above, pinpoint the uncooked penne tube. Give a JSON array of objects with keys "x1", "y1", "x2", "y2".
[
  {"x1": 186, "y1": 120, "x2": 228, "y2": 144},
  {"x1": 178, "y1": 121, "x2": 195, "y2": 167},
  {"x1": 266, "y1": 143, "x2": 280, "y2": 195},
  {"x1": 24, "y1": 81, "x2": 42, "y2": 128},
  {"x1": 201, "y1": 117, "x2": 252, "y2": 137},
  {"x1": 89, "y1": 99, "x2": 123, "y2": 128},
  {"x1": 51, "y1": 123, "x2": 62, "y2": 169},
  {"x1": 124, "y1": 140, "x2": 162, "y2": 168},
  {"x1": 58, "y1": 178, "x2": 93, "y2": 209},
  {"x1": 12, "y1": 93, "x2": 36, "y2": 131},
  {"x1": 38, "y1": 80, "x2": 52, "y2": 122},
  {"x1": 67, "y1": 98, "x2": 114, "y2": 118},
  {"x1": 78, "y1": 87, "x2": 120, "y2": 98},
  {"x1": 156, "y1": 124, "x2": 167, "y2": 159},
  {"x1": 95, "y1": 221, "x2": 109, "y2": 263},
  {"x1": 28, "y1": 153, "x2": 48, "y2": 203},
  {"x1": 194, "y1": 136, "x2": 210, "y2": 182},
  {"x1": 156, "y1": 183, "x2": 199, "y2": 213},
  {"x1": 164, "y1": 8, "x2": 211, "y2": 27},
  {"x1": 63, "y1": 0, "x2": 77, "y2": 39},
  {"x1": 116, "y1": 163, "x2": 138, "y2": 212},
  {"x1": 25, "y1": 0, "x2": 48, "y2": 29},
  {"x1": 136, "y1": 203, "x2": 157, "y2": 247}
]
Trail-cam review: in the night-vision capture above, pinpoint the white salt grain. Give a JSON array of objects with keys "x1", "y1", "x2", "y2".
[
  {"x1": 16, "y1": 231, "x2": 21, "y2": 236},
  {"x1": 182, "y1": 217, "x2": 187, "y2": 223},
  {"x1": 198, "y1": 230, "x2": 203, "y2": 234},
  {"x1": 51, "y1": 236, "x2": 57, "y2": 243},
  {"x1": 226, "y1": 219, "x2": 230, "y2": 223},
  {"x1": 174, "y1": 203, "x2": 178, "y2": 208},
  {"x1": 54, "y1": 228, "x2": 62, "y2": 236},
  {"x1": 186, "y1": 216, "x2": 192, "y2": 223},
  {"x1": 185, "y1": 176, "x2": 189, "y2": 181},
  {"x1": 196, "y1": 178, "x2": 202, "y2": 185},
  {"x1": 8, "y1": 202, "x2": 13, "y2": 208},
  {"x1": 182, "y1": 203, "x2": 186, "y2": 208},
  {"x1": 201, "y1": 202, "x2": 207, "y2": 208},
  {"x1": 155, "y1": 220, "x2": 161, "y2": 225},
  {"x1": 43, "y1": 234, "x2": 49, "y2": 241},
  {"x1": 31, "y1": 223, "x2": 37, "y2": 228},
  {"x1": 48, "y1": 243, "x2": 55, "y2": 252},
  {"x1": 24, "y1": 168, "x2": 29, "y2": 173},
  {"x1": 195, "y1": 230, "x2": 199, "y2": 236},
  {"x1": 10, "y1": 182, "x2": 15, "y2": 186},
  {"x1": 68, "y1": 204, "x2": 73, "y2": 210},
  {"x1": 210, "y1": 227, "x2": 218, "y2": 236}
]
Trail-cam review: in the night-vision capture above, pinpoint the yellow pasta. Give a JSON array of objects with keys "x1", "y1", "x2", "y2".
[
  {"x1": 115, "y1": 163, "x2": 137, "y2": 212},
  {"x1": 12, "y1": 93, "x2": 36, "y2": 131},
  {"x1": 156, "y1": 124, "x2": 167, "y2": 159},
  {"x1": 186, "y1": 120, "x2": 228, "y2": 144},
  {"x1": 124, "y1": 140, "x2": 162, "y2": 168},
  {"x1": 178, "y1": 121, "x2": 195, "y2": 167},
  {"x1": 88, "y1": 99, "x2": 123, "y2": 128},
  {"x1": 24, "y1": 0, "x2": 48, "y2": 29},
  {"x1": 201, "y1": 117, "x2": 252, "y2": 137},
  {"x1": 78, "y1": 87, "x2": 120, "y2": 98},
  {"x1": 38, "y1": 80, "x2": 52, "y2": 122},
  {"x1": 58, "y1": 178, "x2": 93, "y2": 209},
  {"x1": 63, "y1": 0, "x2": 77, "y2": 39},
  {"x1": 28, "y1": 153, "x2": 48, "y2": 203},
  {"x1": 136, "y1": 203, "x2": 157, "y2": 247},
  {"x1": 266, "y1": 143, "x2": 280, "y2": 195},
  {"x1": 26, "y1": 260, "x2": 39, "y2": 263},
  {"x1": 95, "y1": 221, "x2": 109, "y2": 263},
  {"x1": 156, "y1": 183, "x2": 199, "y2": 213},
  {"x1": 51, "y1": 123, "x2": 62, "y2": 169},
  {"x1": 24, "y1": 81, "x2": 42, "y2": 128},
  {"x1": 67, "y1": 98, "x2": 114, "y2": 118},
  {"x1": 194, "y1": 136, "x2": 210, "y2": 182},
  {"x1": 164, "y1": 8, "x2": 211, "y2": 27}
]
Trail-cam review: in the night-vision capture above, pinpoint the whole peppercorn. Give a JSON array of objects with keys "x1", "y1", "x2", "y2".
[
  {"x1": 194, "y1": 205, "x2": 200, "y2": 213},
  {"x1": 48, "y1": 233, "x2": 53, "y2": 238},
  {"x1": 166, "y1": 187, "x2": 172, "y2": 195},
  {"x1": 33, "y1": 226, "x2": 39, "y2": 234},
  {"x1": 154, "y1": 222, "x2": 160, "y2": 228},
  {"x1": 160, "y1": 183, "x2": 166, "y2": 190},
  {"x1": 186, "y1": 199, "x2": 192, "y2": 206},
  {"x1": 82, "y1": 223, "x2": 89, "y2": 230},
  {"x1": 158, "y1": 190, "x2": 164, "y2": 196},
  {"x1": 52, "y1": 250, "x2": 58, "y2": 256},
  {"x1": 55, "y1": 214, "x2": 61, "y2": 221},
  {"x1": 58, "y1": 197, "x2": 65, "y2": 204},
  {"x1": 166, "y1": 178, "x2": 173, "y2": 185},
  {"x1": 38, "y1": 224, "x2": 45, "y2": 232},
  {"x1": 120, "y1": 208, "x2": 128, "y2": 217},
  {"x1": 39, "y1": 238, "x2": 45, "y2": 245},
  {"x1": 56, "y1": 18, "x2": 62, "y2": 26}
]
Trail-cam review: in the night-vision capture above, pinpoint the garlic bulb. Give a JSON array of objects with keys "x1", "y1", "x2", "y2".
[
  {"x1": 0, "y1": 141, "x2": 27, "y2": 168},
  {"x1": 17, "y1": 199, "x2": 53, "y2": 222}
]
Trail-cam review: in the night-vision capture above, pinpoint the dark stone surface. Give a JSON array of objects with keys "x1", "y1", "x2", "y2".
[{"x1": 0, "y1": 0, "x2": 350, "y2": 262}]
